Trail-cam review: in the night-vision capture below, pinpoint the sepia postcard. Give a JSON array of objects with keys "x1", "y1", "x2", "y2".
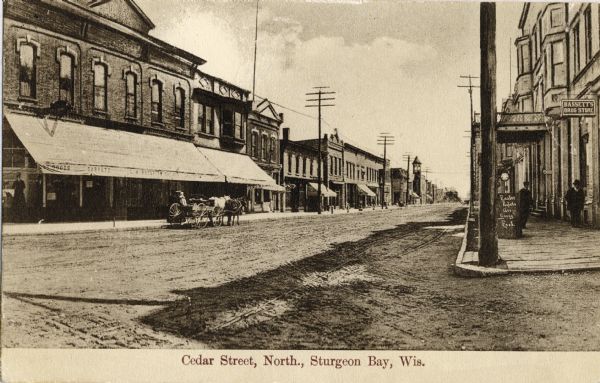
[{"x1": 1, "y1": 0, "x2": 600, "y2": 381}]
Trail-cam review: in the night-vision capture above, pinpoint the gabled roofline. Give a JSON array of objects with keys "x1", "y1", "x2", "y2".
[{"x1": 125, "y1": 0, "x2": 156, "y2": 30}]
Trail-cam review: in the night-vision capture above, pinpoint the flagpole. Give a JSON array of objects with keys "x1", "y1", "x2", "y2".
[{"x1": 252, "y1": 0, "x2": 259, "y2": 102}]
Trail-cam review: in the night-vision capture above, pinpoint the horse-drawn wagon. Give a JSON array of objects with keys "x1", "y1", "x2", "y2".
[{"x1": 167, "y1": 192, "x2": 245, "y2": 228}]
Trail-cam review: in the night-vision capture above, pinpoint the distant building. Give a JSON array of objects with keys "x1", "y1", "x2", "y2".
[{"x1": 391, "y1": 167, "x2": 408, "y2": 205}]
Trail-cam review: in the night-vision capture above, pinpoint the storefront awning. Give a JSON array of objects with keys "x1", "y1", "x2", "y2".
[
  {"x1": 357, "y1": 184, "x2": 377, "y2": 197},
  {"x1": 260, "y1": 183, "x2": 286, "y2": 192},
  {"x1": 197, "y1": 146, "x2": 278, "y2": 186},
  {"x1": 307, "y1": 182, "x2": 337, "y2": 197},
  {"x1": 4, "y1": 112, "x2": 224, "y2": 182}
]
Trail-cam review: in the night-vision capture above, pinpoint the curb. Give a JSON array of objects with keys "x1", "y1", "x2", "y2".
[{"x1": 453, "y1": 206, "x2": 509, "y2": 277}]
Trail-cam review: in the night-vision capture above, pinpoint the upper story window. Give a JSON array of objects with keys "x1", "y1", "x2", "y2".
[
  {"x1": 234, "y1": 112, "x2": 243, "y2": 139},
  {"x1": 518, "y1": 43, "x2": 530, "y2": 74},
  {"x1": 59, "y1": 54, "x2": 74, "y2": 104},
  {"x1": 151, "y1": 80, "x2": 163, "y2": 123},
  {"x1": 310, "y1": 159, "x2": 314, "y2": 176},
  {"x1": 261, "y1": 135, "x2": 268, "y2": 160},
  {"x1": 573, "y1": 22, "x2": 581, "y2": 74},
  {"x1": 287, "y1": 154, "x2": 292, "y2": 174},
  {"x1": 197, "y1": 104, "x2": 215, "y2": 135},
  {"x1": 302, "y1": 157, "x2": 307, "y2": 176},
  {"x1": 270, "y1": 137, "x2": 276, "y2": 163},
  {"x1": 251, "y1": 131, "x2": 259, "y2": 157},
  {"x1": 19, "y1": 43, "x2": 37, "y2": 98},
  {"x1": 532, "y1": 28, "x2": 538, "y2": 62},
  {"x1": 551, "y1": 41, "x2": 564, "y2": 87},
  {"x1": 584, "y1": 7, "x2": 592, "y2": 64},
  {"x1": 550, "y1": 8, "x2": 562, "y2": 28},
  {"x1": 222, "y1": 109, "x2": 234, "y2": 137},
  {"x1": 93, "y1": 63, "x2": 108, "y2": 111},
  {"x1": 175, "y1": 87, "x2": 185, "y2": 129},
  {"x1": 125, "y1": 72, "x2": 137, "y2": 118},
  {"x1": 295, "y1": 155, "x2": 300, "y2": 174}
]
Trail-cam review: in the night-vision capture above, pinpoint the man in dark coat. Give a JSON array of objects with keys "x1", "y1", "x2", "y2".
[
  {"x1": 565, "y1": 180, "x2": 585, "y2": 227},
  {"x1": 518, "y1": 181, "x2": 532, "y2": 229},
  {"x1": 12, "y1": 173, "x2": 26, "y2": 222}
]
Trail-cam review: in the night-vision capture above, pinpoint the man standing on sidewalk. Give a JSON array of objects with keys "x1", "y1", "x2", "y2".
[
  {"x1": 518, "y1": 181, "x2": 532, "y2": 230},
  {"x1": 565, "y1": 180, "x2": 585, "y2": 227}
]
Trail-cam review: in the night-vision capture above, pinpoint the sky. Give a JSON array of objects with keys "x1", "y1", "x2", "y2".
[{"x1": 137, "y1": 0, "x2": 524, "y2": 198}]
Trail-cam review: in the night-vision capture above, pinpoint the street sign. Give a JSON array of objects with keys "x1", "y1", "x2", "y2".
[{"x1": 561, "y1": 99, "x2": 597, "y2": 117}]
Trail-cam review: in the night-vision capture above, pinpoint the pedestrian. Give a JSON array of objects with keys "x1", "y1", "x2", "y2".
[
  {"x1": 518, "y1": 181, "x2": 532, "y2": 229},
  {"x1": 12, "y1": 173, "x2": 26, "y2": 222},
  {"x1": 565, "y1": 180, "x2": 585, "y2": 227}
]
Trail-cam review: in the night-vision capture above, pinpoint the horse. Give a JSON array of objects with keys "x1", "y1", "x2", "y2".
[{"x1": 223, "y1": 196, "x2": 246, "y2": 226}]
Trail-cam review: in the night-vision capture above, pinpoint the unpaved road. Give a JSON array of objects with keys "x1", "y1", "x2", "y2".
[{"x1": 2, "y1": 204, "x2": 599, "y2": 350}]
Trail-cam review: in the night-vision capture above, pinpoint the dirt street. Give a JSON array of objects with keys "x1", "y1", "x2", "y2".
[{"x1": 2, "y1": 204, "x2": 599, "y2": 350}]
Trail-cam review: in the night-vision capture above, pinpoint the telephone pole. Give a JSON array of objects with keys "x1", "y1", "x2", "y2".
[
  {"x1": 306, "y1": 87, "x2": 336, "y2": 214},
  {"x1": 458, "y1": 75, "x2": 479, "y2": 209},
  {"x1": 479, "y1": 2, "x2": 499, "y2": 266},
  {"x1": 377, "y1": 133, "x2": 395, "y2": 209}
]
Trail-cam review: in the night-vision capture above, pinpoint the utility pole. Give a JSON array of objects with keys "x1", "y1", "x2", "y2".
[
  {"x1": 458, "y1": 75, "x2": 480, "y2": 209},
  {"x1": 479, "y1": 2, "x2": 499, "y2": 266},
  {"x1": 403, "y1": 153, "x2": 411, "y2": 205},
  {"x1": 377, "y1": 133, "x2": 395, "y2": 209},
  {"x1": 306, "y1": 87, "x2": 336, "y2": 214}
]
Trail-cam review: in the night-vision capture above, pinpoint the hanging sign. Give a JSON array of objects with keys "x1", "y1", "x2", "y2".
[{"x1": 561, "y1": 99, "x2": 596, "y2": 117}]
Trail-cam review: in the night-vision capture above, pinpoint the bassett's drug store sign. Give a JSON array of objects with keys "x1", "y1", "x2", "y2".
[{"x1": 561, "y1": 99, "x2": 597, "y2": 117}]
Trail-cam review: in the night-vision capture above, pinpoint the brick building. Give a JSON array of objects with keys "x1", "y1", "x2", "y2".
[
  {"x1": 497, "y1": 3, "x2": 600, "y2": 228},
  {"x1": 246, "y1": 99, "x2": 285, "y2": 212},
  {"x1": 280, "y1": 128, "x2": 332, "y2": 212},
  {"x1": 2, "y1": 0, "x2": 280, "y2": 222}
]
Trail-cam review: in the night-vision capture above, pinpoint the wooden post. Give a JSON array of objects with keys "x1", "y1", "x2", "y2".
[{"x1": 479, "y1": 2, "x2": 499, "y2": 266}]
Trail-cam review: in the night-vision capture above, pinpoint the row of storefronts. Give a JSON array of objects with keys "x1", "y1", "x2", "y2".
[
  {"x1": 2, "y1": 0, "x2": 284, "y2": 222},
  {"x1": 2, "y1": 0, "x2": 400, "y2": 223},
  {"x1": 491, "y1": 3, "x2": 600, "y2": 229},
  {"x1": 280, "y1": 129, "x2": 392, "y2": 212}
]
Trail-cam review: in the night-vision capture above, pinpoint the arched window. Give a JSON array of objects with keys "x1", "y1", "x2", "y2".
[
  {"x1": 125, "y1": 72, "x2": 137, "y2": 118},
  {"x1": 302, "y1": 157, "x2": 307, "y2": 175},
  {"x1": 19, "y1": 44, "x2": 37, "y2": 98},
  {"x1": 175, "y1": 87, "x2": 185, "y2": 128},
  {"x1": 59, "y1": 53, "x2": 74, "y2": 104},
  {"x1": 151, "y1": 80, "x2": 162, "y2": 123},
  {"x1": 251, "y1": 131, "x2": 259, "y2": 158},
  {"x1": 93, "y1": 63, "x2": 107, "y2": 111}
]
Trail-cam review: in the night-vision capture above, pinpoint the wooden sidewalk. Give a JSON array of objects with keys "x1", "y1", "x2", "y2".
[{"x1": 499, "y1": 216, "x2": 600, "y2": 272}]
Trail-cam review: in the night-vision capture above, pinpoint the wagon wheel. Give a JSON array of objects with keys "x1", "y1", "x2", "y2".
[
  {"x1": 198, "y1": 209, "x2": 211, "y2": 228},
  {"x1": 168, "y1": 203, "x2": 183, "y2": 224},
  {"x1": 213, "y1": 207, "x2": 224, "y2": 227}
]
